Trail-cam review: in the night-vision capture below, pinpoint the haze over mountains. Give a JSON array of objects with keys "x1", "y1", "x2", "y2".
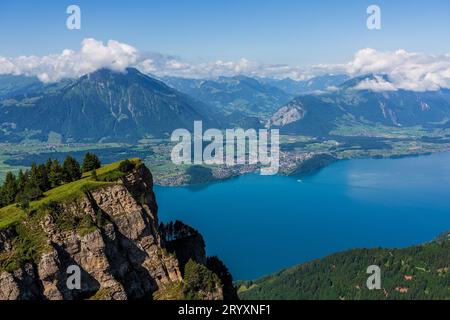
[
  {"x1": 163, "y1": 75, "x2": 293, "y2": 116},
  {"x1": 1, "y1": 68, "x2": 450, "y2": 143},
  {"x1": 259, "y1": 74, "x2": 350, "y2": 95}
]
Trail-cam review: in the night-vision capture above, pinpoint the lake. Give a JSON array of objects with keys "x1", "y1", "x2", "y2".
[{"x1": 155, "y1": 152, "x2": 450, "y2": 280}]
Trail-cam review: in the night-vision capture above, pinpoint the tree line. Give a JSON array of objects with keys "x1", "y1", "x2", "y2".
[
  {"x1": 159, "y1": 220, "x2": 199, "y2": 242},
  {"x1": 0, "y1": 152, "x2": 101, "y2": 209}
]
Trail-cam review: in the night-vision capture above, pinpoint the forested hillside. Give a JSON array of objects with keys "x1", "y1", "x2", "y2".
[{"x1": 239, "y1": 232, "x2": 449, "y2": 300}]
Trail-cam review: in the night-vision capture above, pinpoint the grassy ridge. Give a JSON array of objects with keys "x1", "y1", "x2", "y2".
[
  {"x1": 0, "y1": 158, "x2": 142, "y2": 272},
  {"x1": 0, "y1": 158, "x2": 141, "y2": 230}
]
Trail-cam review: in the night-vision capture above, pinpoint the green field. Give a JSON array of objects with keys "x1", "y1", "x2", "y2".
[{"x1": 1, "y1": 124, "x2": 450, "y2": 187}]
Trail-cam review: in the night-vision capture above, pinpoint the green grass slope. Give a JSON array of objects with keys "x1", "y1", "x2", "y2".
[
  {"x1": 0, "y1": 158, "x2": 142, "y2": 272},
  {"x1": 0, "y1": 158, "x2": 141, "y2": 230}
]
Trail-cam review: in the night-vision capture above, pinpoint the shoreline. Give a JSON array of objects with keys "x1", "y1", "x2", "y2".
[
  {"x1": 154, "y1": 150, "x2": 450, "y2": 281},
  {"x1": 234, "y1": 230, "x2": 450, "y2": 283},
  {"x1": 153, "y1": 148, "x2": 450, "y2": 188}
]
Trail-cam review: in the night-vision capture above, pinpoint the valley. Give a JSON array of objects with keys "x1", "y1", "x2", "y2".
[
  {"x1": 0, "y1": 61, "x2": 450, "y2": 302},
  {"x1": 2, "y1": 69, "x2": 450, "y2": 186},
  {"x1": 1, "y1": 123, "x2": 450, "y2": 186},
  {"x1": 2, "y1": 0, "x2": 450, "y2": 303}
]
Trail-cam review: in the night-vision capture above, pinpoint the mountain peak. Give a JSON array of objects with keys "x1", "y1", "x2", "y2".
[
  {"x1": 339, "y1": 73, "x2": 391, "y2": 91},
  {"x1": 76, "y1": 67, "x2": 175, "y2": 96},
  {"x1": 84, "y1": 67, "x2": 146, "y2": 80},
  {"x1": 0, "y1": 67, "x2": 216, "y2": 143}
]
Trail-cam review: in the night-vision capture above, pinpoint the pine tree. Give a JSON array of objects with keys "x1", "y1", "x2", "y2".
[
  {"x1": 62, "y1": 156, "x2": 82, "y2": 182},
  {"x1": 28, "y1": 163, "x2": 39, "y2": 189},
  {"x1": 37, "y1": 164, "x2": 50, "y2": 191},
  {"x1": 91, "y1": 169, "x2": 98, "y2": 181},
  {"x1": 22, "y1": 164, "x2": 44, "y2": 202},
  {"x1": 23, "y1": 183, "x2": 43, "y2": 201},
  {"x1": 48, "y1": 159, "x2": 63, "y2": 188},
  {"x1": 17, "y1": 169, "x2": 28, "y2": 193},
  {"x1": 0, "y1": 186, "x2": 5, "y2": 207},
  {"x1": 16, "y1": 193, "x2": 30, "y2": 212},
  {"x1": 45, "y1": 158, "x2": 53, "y2": 174},
  {"x1": 2, "y1": 172, "x2": 18, "y2": 205},
  {"x1": 82, "y1": 153, "x2": 101, "y2": 172}
]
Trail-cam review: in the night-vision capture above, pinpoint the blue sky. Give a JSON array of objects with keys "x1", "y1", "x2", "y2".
[{"x1": 0, "y1": 0, "x2": 449, "y2": 66}]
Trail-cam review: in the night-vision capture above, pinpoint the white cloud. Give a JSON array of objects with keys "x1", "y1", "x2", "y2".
[
  {"x1": 0, "y1": 39, "x2": 339, "y2": 82},
  {"x1": 1, "y1": 39, "x2": 450, "y2": 92},
  {"x1": 0, "y1": 57, "x2": 16, "y2": 74},
  {"x1": 137, "y1": 56, "x2": 346, "y2": 81},
  {"x1": 138, "y1": 56, "x2": 292, "y2": 79},
  {"x1": 347, "y1": 48, "x2": 450, "y2": 91},
  {"x1": 354, "y1": 75, "x2": 397, "y2": 92},
  {"x1": 0, "y1": 38, "x2": 139, "y2": 82},
  {"x1": 138, "y1": 49, "x2": 450, "y2": 91}
]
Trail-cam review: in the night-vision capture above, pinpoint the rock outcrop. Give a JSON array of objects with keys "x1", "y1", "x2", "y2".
[{"x1": 0, "y1": 164, "x2": 230, "y2": 300}]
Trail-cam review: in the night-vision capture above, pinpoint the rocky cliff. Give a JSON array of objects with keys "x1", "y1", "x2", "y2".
[{"x1": 0, "y1": 163, "x2": 231, "y2": 300}]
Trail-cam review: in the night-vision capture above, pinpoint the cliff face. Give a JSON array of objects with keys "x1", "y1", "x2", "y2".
[{"x1": 0, "y1": 165, "x2": 226, "y2": 300}]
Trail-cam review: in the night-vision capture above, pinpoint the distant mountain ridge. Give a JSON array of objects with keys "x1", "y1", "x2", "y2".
[
  {"x1": 162, "y1": 75, "x2": 293, "y2": 116},
  {"x1": 267, "y1": 74, "x2": 450, "y2": 136},
  {"x1": 0, "y1": 75, "x2": 43, "y2": 98},
  {"x1": 0, "y1": 68, "x2": 218, "y2": 142},
  {"x1": 259, "y1": 74, "x2": 350, "y2": 95},
  {"x1": 2, "y1": 70, "x2": 450, "y2": 143}
]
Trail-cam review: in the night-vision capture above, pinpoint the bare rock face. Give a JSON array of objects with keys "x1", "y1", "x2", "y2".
[
  {"x1": 0, "y1": 165, "x2": 224, "y2": 300},
  {"x1": 266, "y1": 100, "x2": 306, "y2": 128},
  {"x1": 0, "y1": 263, "x2": 41, "y2": 300}
]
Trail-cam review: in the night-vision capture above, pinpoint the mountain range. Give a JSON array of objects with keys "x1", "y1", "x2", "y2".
[
  {"x1": 162, "y1": 75, "x2": 293, "y2": 117},
  {"x1": 0, "y1": 69, "x2": 218, "y2": 142},
  {"x1": 1, "y1": 69, "x2": 450, "y2": 143},
  {"x1": 268, "y1": 75, "x2": 450, "y2": 136},
  {"x1": 259, "y1": 74, "x2": 350, "y2": 95}
]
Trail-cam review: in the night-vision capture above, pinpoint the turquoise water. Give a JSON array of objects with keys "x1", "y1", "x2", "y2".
[{"x1": 155, "y1": 152, "x2": 450, "y2": 280}]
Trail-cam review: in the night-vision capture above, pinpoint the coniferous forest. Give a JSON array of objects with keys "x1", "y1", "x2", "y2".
[
  {"x1": 0, "y1": 153, "x2": 101, "y2": 209},
  {"x1": 238, "y1": 232, "x2": 450, "y2": 300}
]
